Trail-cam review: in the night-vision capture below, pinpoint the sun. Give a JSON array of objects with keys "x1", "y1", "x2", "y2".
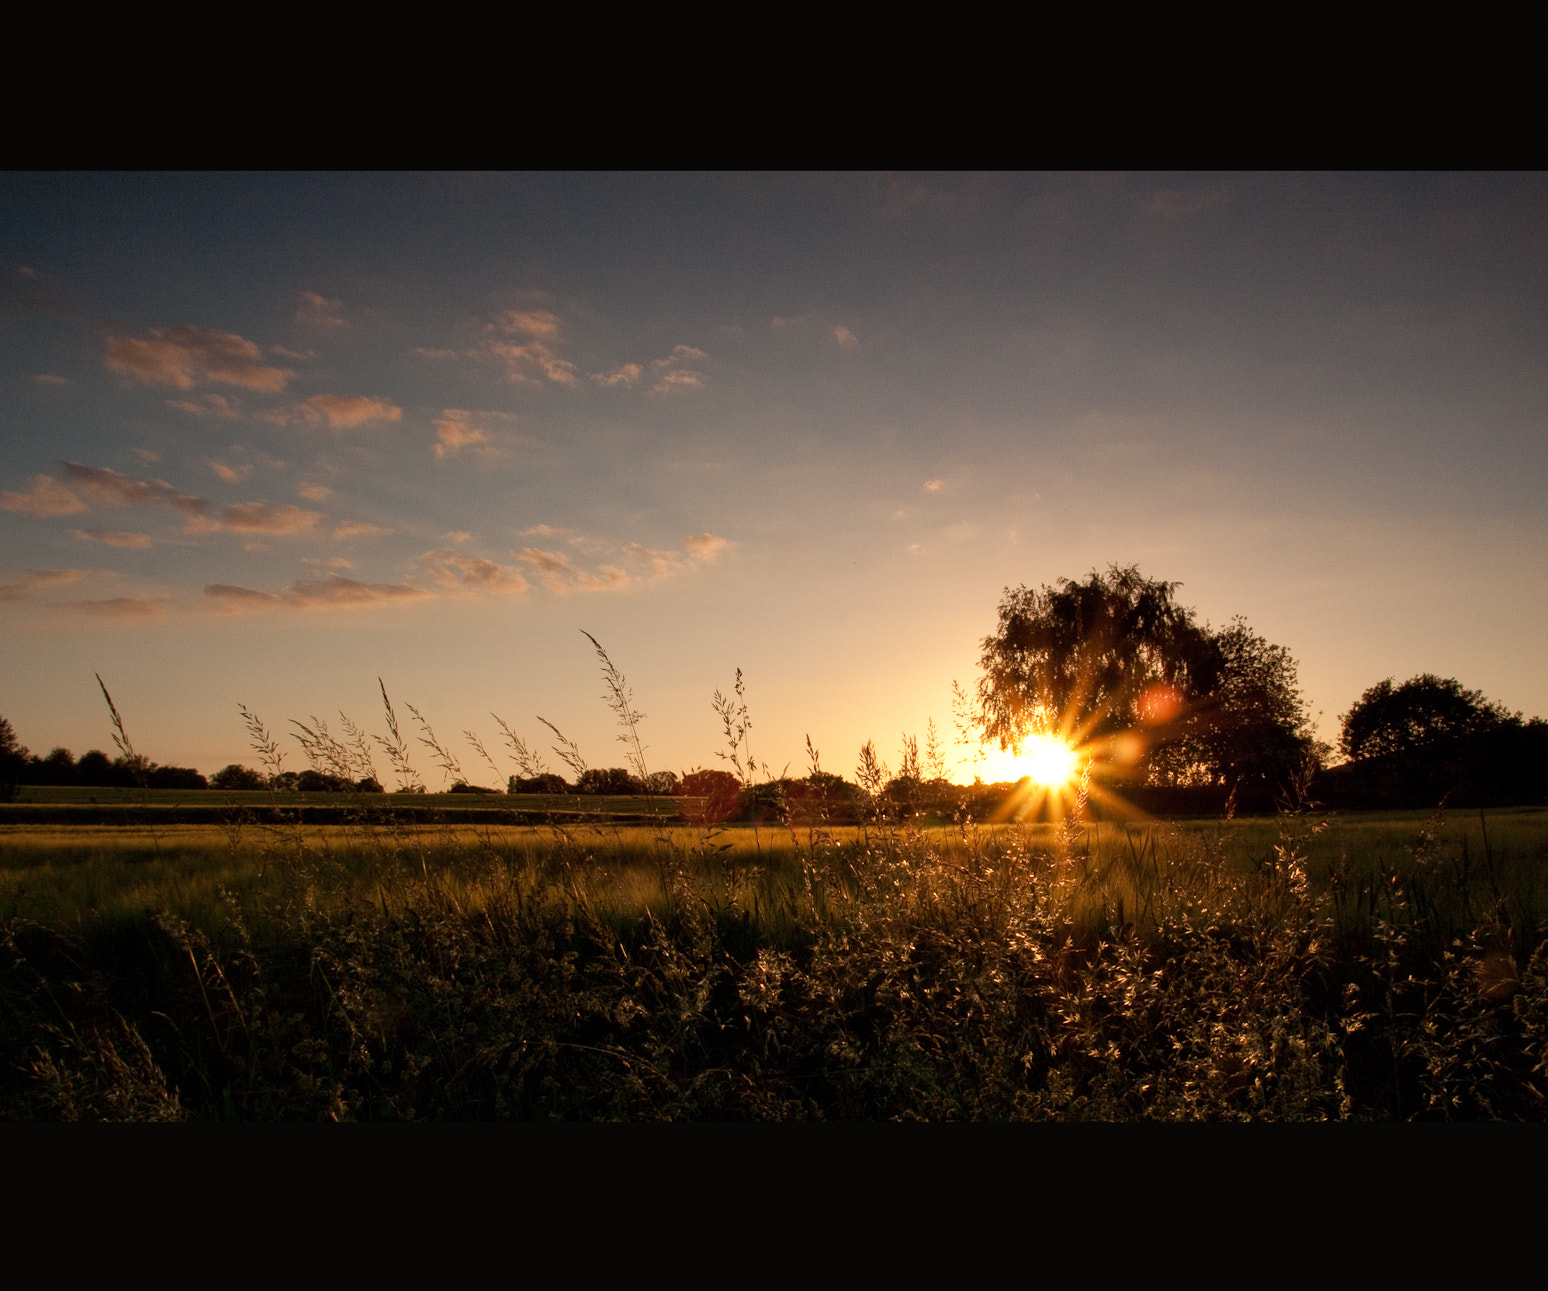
[{"x1": 1023, "y1": 733, "x2": 1078, "y2": 788}]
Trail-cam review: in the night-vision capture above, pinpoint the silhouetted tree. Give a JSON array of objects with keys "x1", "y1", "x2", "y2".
[
  {"x1": 979, "y1": 566, "x2": 1223, "y2": 754},
  {"x1": 1340, "y1": 675, "x2": 1512, "y2": 762},
  {"x1": 75, "y1": 750, "x2": 116, "y2": 786},
  {"x1": 576, "y1": 767, "x2": 639, "y2": 795},
  {"x1": 211, "y1": 764, "x2": 268, "y2": 791},
  {"x1": 508, "y1": 773, "x2": 569, "y2": 794},
  {"x1": 677, "y1": 768, "x2": 744, "y2": 823},
  {"x1": 978, "y1": 567, "x2": 1312, "y2": 794}
]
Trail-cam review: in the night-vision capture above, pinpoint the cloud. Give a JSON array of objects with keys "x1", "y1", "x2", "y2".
[
  {"x1": 621, "y1": 532, "x2": 728, "y2": 577},
  {"x1": 297, "y1": 291, "x2": 345, "y2": 327},
  {"x1": 1, "y1": 475, "x2": 86, "y2": 516},
  {"x1": 169, "y1": 393, "x2": 244, "y2": 419},
  {"x1": 284, "y1": 574, "x2": 429, "y2": 608},
  {"x1": 221, "y1": 503, "x2": 322, "y2": 534},
  {"x1": 206, "y1": 583, "x2": 282, "y2": 610},
  {"x1": 0, "y1": 569, "x2": 84, "y2": 602},
  {"x1": 413, "y1": 347, "x2": 459, "y2": 361},
  {"x1": 209, "y1": 460, "x2": 251, "y2": 484},
  {"x1": 333, "y1": 521, "x2": 390, "y2": 540},
  {"x1": 515, "y1": 547, "x2": 628, "y2": 594},
  {"x1": 442, "y1": 530, "x2": 472, "y2": 543},
  {"x1": 591, "y1": 363, "x2": 643, "y2": 388},
  {"x1": 485, "y1": 311, "x2": 581, "y2": 387},
  {"x1": 105, "y1": 326, "x2": 293, "y2": 392},
  {"x1": 72, "y1": 529, "x2": 154, "y2": 548},
  {"x1": 493, "y1": 310, "x2": 561, "y2": 338},
  {"x1": 271, "y1": 394, "x2": 403, "y2": 430},
  {"x1": 34, "y1": 373, "x2": 68, "y2": 386},
  {"x1": 76, "y1": 596, "x2": 168, "y2": 619},
  {"x1": 421, "y1": 549, "x2": 529, "y2": 594},
  {"x1": 924, "y1": 479, "x2": 943, "y2": 492},
  {"x1": 651, "y1": 369, "x2": 705, "y2": 393},
  {"x1": 208, "y1": 575, "x2": 428, "y2": 612},
  {"x1": 62, "y1": 463, "x2": 209, "y2": 514},
  {"x1": 432, "y1": 409, "x2": 517, "y2": 459},
  {"x1": 297, "y1": 483, "x2": 332, "y2": 501},
  {"x1": 520, "y1": 523, "x2": 570, "y2": 538},
  {"x1": 682, "y1": 532, "x2": 727, "y2": 560},
  {"x1": 834, "y1": 325, "x2": 859, "y2": 350}
]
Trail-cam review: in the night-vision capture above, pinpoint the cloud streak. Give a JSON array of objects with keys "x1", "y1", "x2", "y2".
[
  {"x1": 106, "y1": 326, "x2": 293, "y2": 392},
  {"x1": 1, "y1": 475, "x2": 86, "y2": 516}
]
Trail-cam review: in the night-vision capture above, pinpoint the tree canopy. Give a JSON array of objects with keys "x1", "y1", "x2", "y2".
[
  {"x1": 977, "y1": 566, "x2": 1313, "y2": 792},
  {"x1": 1339, "y1": 675, "x2": 1513, "y2": 762}
]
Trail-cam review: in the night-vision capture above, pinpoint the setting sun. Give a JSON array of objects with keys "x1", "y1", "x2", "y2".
[{"x1": 1024, "y1": 733, "x2": 1079, "y2": 787}]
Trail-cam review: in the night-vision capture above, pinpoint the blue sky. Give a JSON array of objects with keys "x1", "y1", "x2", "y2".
[{"x1": 3, "y1": 172, "x2": 1545, "y2": 785}]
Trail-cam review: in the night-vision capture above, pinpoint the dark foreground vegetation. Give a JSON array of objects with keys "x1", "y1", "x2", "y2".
[{"x1": 4, "y1": 798, "x2": 1546, "y2": 1120}]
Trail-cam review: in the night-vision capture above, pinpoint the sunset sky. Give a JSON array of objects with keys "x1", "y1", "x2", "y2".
[{"x1": 3, "y1": 172, "x2": 1545, "y2": 787}]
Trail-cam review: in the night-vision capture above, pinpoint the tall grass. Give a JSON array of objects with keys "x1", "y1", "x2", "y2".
[{"x1": 2, "y1": 641, "x2": 1546, "y2": 1119}]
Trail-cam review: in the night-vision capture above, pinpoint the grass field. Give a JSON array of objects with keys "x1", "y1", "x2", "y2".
[{"x1": 3, "y1": 802, "x2": 1546, "y2": 1120}]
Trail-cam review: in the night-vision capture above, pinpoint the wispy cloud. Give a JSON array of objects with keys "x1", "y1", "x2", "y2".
[
  {"x1": 333, "y1": 521, "x2": 390, "y2": 540},
  {"x1": 682, "y1": 532, "x2": 727, "y2": 560},
  {"x1": 168, "y1": 393, "x2": 244, "y2": 419},
  {"x1": 297, "y1": 482, "x2": 333, "y2": 501},
  {"x1": 34, "y1": 373, "x2": 68, "y2": 386},
  {"x1": 285, "y1": 575, "x2": 429, "y2": 608},
  {"x1": 72, "y1": 529, "x2": 154, "y2": 548},
  {"x1": 205, "y1": 575, "x2": 429, "y2": 612},
  {"x1": 105, "y1": 326, "x2": 293, "y2": 392},
  {"x1": 1, "y1": 475, "x2": 86, "y2": 517},
  {"x1": 62, "y1": 463, "x2": 208, "y2": 514},
  {"x1": 421, "y1": 549, "x2": 529, "y2": 594},
  {"x1": 209, "y1": 460, "x2": 252, "y2": 484},
  {"x1": 205, "y1": 583, "x2": 281, "y2": 610},
  {"x1": 221, "y1": 503, "x2": 322, "y2": 534},
  {"x1": 76, "y1": 596, "x2": 168, "y2": 619},
  {"x1": 432, "y1": 409, "x2": 517, "y2": 459},
  {"x1": 834, "y1": 324, "x2": 859, "y2": 350},
  {"x1": 647, "y1": 345, "x2": 708, "y2": 394},
  {"x1": 486, "y1": 310, "x2": 580, "y2": 387},
  {"x1": 267, "y1": 394, "x2": 403, "y2": 430},
  {"x1": 0, "y1": 569, "x2": 84, "y2": 602},
  {"x1": 591, "y1": 363, "x2": 643, "y2": 388},
  {"x1": 514, "y1": 547, "x2": 627, "y2": 594},
  {"x1": 297, "y1": 290, "x2": 345, "y2": 327}
]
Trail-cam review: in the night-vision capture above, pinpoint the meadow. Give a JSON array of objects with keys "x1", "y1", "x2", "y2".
[{"x1": 3, "y1": 794, "x2": 1545, "y2": 1119}]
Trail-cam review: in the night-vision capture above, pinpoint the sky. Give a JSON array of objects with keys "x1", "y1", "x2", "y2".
[{"x1": 2, "y1": 172, "x2": 1545, "y2": 787}]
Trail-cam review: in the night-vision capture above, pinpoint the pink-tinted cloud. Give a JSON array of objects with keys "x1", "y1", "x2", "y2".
[
  {"x1": 432, "y1": 409, "x2": 514, "y2": 459},
  {"x1": 34, "y1": 373, "x2": 68, "y2": 386},
  {"x1": 209, "y1": 460, "x2": 251, "y2": 484},
  {"x1": 272, "y1": 394, "x2": 403, "y2": 430},
  {"x1": 284, "y1": 574, "x2": 429, "y2": 608},
  {"x1": 76, "y1": 596, "x2": 168, "y2": 619},
  {"x1": 105, "y1": 326, "x2": 293, "y2": 392},
  {"x1": 682, "y1": 532, "x2": 727, "y2": 560},
  {"x1": 207, "y1": 575, "x2": 428, "y2": 612},
  {"x1": 205, "y1": 583, "x2": 282, "y2": 610},
  {"x1": 514, "y1": 547, "x2": 628, "y2": 594},
  {"x1": 650, "y1": 368, "x2": 705, "y2": 393},
  {"x1": 485, "y1": 311, "x2": 580, "y2": 387},
  {"x1": 168, "y1": 393, "x2": 244, "y2": 419},
  {"x1": 297, "y1": 482, "x2": 332, "y2": 502},
  {"x1": 62, "y1": 463, "x2": 208, "y2": 514},
  {"x1": 591, "y1": 363, "x2": 643, "y2": 388},
  {"x1": 0, "y1": 569, "x2": 84, "y2": 602},
  {"x1": 72, "y1": 529, "x2": 154, "y2": 548},
  {"x1": 297, "y1": 290, "x2": 345, "y2": 327},
  {"x1": 222, "y1": 502, "x2": 322, "y2": 534},
  {"x1": 421, "y1": 549, "x2": 529, "y2": 594},
  {"x1": 834, "y1": 325, "x2": 859, "y2": 350},
  {"x1": 333, "y1": 521, "x2": 390, "y2": 540},
  {"x1": 1, "y1": 475, "x2": 86, "y2": 516}
]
